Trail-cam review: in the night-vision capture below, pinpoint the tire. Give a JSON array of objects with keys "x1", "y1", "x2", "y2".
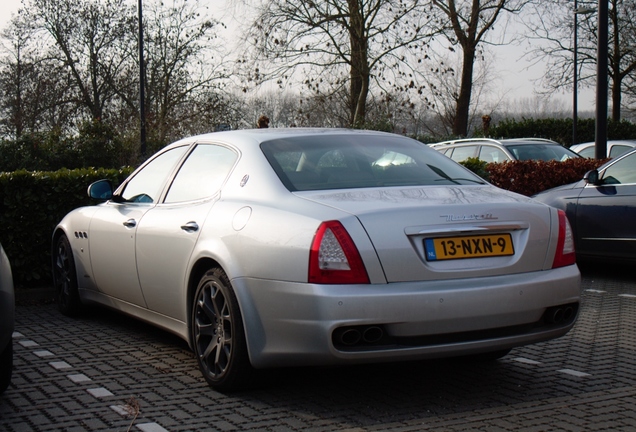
[
  {"x1": 0, "y1": 341, "x2": 12, "y2": 393},
  {"x1": 191, "y1": 268, "x2": 254, "y2": 391},
  {"x1": 53, "y1": 234, "x2": 82, "y2": 316}
]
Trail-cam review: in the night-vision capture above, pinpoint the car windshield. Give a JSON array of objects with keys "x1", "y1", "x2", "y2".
[
  {"x1": 505, "y1": 144, "x2": 579, "y2": 162},
  {"x1": 261, "y1": 134, "x2": 485, "y2": 191}
]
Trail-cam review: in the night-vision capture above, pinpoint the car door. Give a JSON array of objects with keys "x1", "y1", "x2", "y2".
[
  {"x1": 575, "y1": 151, "x2": 636, "y2": 259},
  {"x1": 135, "y1": 143, "x2": 239, "y2": 321},
  {"x1": 89, "y1": 145, "x2": 189, "y2": 306}
]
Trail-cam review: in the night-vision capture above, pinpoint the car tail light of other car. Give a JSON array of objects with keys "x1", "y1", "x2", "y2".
[
  {"x1": 552, "y1": 209, "x2": 576, "y2": 269},
  {"x1": 309, "y1": 221, "x2": 370, "y2": 284}
]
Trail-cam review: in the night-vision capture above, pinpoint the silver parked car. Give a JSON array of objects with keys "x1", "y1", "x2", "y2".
[
  {"x1": 432, "y1": 138, "x2": 581, "y2": 163},
  {"x1": 52, "y1": 129, "x2": 581, "y2": 391},
  {"x1": 0, "y1": 242, "x2": 15, "y2": 394}
]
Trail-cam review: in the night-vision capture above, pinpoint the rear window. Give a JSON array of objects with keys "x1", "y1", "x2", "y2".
[
  {"x1": 260, "y1": 134, "x2": 485, "y2": 191},
  {"x1": 505, "y1": 144, "x2": 580, "y2": 162}
]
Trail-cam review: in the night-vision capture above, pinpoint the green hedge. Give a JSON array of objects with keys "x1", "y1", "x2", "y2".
[
  {"x1": 485, "y1": 118, "x2": 636, "y2": 147},
  {"x1": 0, "y1": 167, "x2": 133, "y2": 288}
]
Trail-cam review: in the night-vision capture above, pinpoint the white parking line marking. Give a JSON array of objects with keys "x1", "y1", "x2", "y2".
[
  {"x1": 513, "y1": 357, "x2": 542, "y2": 365},
  {"x1": 137, "y1": 423, "x2": 170, "y2": 432},
  {"x1": 50, "y1": 361, "x2": 72, "y2": 370},
  {"x1": 33, "y1": 350, "x2": 54, "y2": 357},
  {"x1": 18, "y1": 340, "x2": 39, "y2": 347},
  {"x1": 87, "y1": 387, "x2": 114, "y2": 398},
  {"x1": 585, "y1": 289, "x2": 606, "y2": 293},
  {"x1": 68, "y1": 374, "x2": 91, "y2": 383},
  {"x1": 12, "y1": 332, "x2": 24, "y2": 338},
  {"x1": 111, "y1": 405, "x2": 130, "y2": 416},
  {"x1": 618, "y1": 294, "x2": 636, "y2": 298},
  {"x1": 558, "y1": 369, "x2": 590, "y2": 377}
]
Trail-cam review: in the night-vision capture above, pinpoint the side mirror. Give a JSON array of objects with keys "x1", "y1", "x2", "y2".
[
  {"x1": 88, "y1": 179, "x2": 113, "y2": 200},
  {"x1": 583, "y1": 169, "x2": 599, "y2": 185}
]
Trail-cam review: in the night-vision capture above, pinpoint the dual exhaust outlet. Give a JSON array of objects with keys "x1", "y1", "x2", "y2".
[
  {"x1": 544, "y1": 304, "x2": 577, "y2": 324},
  {"x1": 335, "y1": 325, "x2": 384, "y2": 347}
]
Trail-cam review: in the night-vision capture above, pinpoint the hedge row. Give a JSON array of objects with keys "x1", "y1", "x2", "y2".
[
  {"x1": 485, "y1": 118, "x2": 636, "y2": 147},
  {"x1": 0, "y1": 167, "x2": 133, "y2": 288}
]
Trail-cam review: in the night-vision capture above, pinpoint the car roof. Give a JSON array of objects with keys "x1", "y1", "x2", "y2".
[
  {"x1": 571, "y1": 140, "x2": 636, "y2": 150},
  {"x1": 432, "y1": 138, "x2": 561, "y2": 148}
]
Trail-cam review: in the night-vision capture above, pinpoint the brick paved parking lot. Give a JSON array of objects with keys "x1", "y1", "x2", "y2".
[{"x1": 1, "y1": 262, "x2": 635, "y2": 431}]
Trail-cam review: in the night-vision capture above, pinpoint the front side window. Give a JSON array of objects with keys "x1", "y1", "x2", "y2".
[
  {"x1": 261, "y1": 135, "x2": 485, "y2": 191},
  {"x1": 121, "y1": 146, "x2": 188, "y2": 203},
  {"x1": 165, "y1": 144, "x2": 238, "y2": 203},
  {"x1": 601, "y1": 152, "x2": 636, "y2": 185}
]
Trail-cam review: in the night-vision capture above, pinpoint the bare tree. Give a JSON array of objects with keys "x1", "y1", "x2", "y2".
[
  {"x1": 241, "y1": 0, "x2": 440, "y2": 127},
  {"x1": 525, "y1": 0, "x2": 636, "y2": 121},
  {"x1": 22, "y1": 0, "x2": 137, "y2": 123},
  {"x1": 431, "y1": 0, "x2": 526, "y2": 137},
  {"x1": 141, "y1": 0, "x2": 231, "y2": 145}
]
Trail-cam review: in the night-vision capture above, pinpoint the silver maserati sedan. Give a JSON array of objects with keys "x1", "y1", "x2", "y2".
[{"x1": 52, "y1": 128, "x2": 581, "y2": 391}]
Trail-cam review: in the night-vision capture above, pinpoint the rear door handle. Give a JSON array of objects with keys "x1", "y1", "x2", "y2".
[{"x1": 181, "y1": 221, "x2": 199, "y2": 232}]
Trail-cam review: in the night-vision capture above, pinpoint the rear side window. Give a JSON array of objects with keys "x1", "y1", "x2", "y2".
[
  {"x1": 609, "y1": 145, "x2": 631, "y2": 158},
  {"x1": 448, "y1": 145, "x2": 477, "y2": 162},
  {"x1": 165, "y1": 144, "x2": 237, "y2": 203},
  {"x1": 261, "y1": 135, "x2": 485, "y2": 191},
  {"x1": 478, "y1": 146, "x2": 509, "y2": 163}
]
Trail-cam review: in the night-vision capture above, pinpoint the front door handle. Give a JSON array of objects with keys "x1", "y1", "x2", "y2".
[
  {"x1": 181, "y1": 221, "x2": 199, "y2": 233},
  {"x1": 123, "y1": 219, "x2": 137, "y2": 228}
]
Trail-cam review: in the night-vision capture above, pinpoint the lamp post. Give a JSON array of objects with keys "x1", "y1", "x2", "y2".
[
  {"x1": 138, "y1": 0, "x2": 147, "y2": 158},
  {"x1": 595, "y1": 0, "x2": 608, "y2": 160},
  {"x1": 572, "y1": 1, "x2": 595, "y2": 146}
]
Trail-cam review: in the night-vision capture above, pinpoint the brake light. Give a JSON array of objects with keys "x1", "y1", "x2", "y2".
[
  {"x1": 552, "y1": 209, "x2": 576, "y2": 268},
  {"x1": 308, "y1": 221, "x2": 370, "y2": 284}
]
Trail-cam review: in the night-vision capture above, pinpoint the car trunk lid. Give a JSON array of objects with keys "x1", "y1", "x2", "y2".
[{"x1": 297, "y1": 185, "x2": 555, "y2": 282}]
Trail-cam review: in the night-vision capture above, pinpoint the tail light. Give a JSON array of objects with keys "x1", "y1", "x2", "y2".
[
  {"x1": 552, "y1": 209, "x2": 576, "y2": 268},
  {"x1": 308, "y1": 221, "x2": 370, "y2": 284}
]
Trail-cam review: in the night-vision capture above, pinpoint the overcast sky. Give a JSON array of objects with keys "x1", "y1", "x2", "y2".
[{"x1": 0, "y1": 0, "x2": 596, "y2": 113}]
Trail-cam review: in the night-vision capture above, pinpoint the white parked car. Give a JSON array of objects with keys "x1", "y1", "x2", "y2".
[
  {"x1": 569, "y1": 140, "x2": 636, "y2": 158},
  {"x1": 53, "y1": 129, "x2": 581, "y2": 391},
  {"x1": 432, "y1": 138, "x2": 581, "y2": 163}
]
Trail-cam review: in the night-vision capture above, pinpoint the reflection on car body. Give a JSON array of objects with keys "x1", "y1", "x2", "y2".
[{"x1": 53, "y1": 128, "x2": 581, "y2": 391}]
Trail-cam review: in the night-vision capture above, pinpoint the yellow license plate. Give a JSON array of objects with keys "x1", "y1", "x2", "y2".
[{"x1": 424, "y1": 234, "x2": 514, "y2": 261}]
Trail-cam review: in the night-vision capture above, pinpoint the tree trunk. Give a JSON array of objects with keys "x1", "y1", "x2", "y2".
[
  {"x1": 348, "y1": 0, "x2": 369, "y2": 127},
  {"x1": 453, "y1": 46, "x2": 475, "y2": 137}
]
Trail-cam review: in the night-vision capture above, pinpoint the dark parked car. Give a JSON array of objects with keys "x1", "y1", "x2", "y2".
[
  {"x1": 533, "y1": 149, "x2": 636, "y2": 261},
  {"x1": 0, "y1": 242, "x2": 14, "y2": 393}
]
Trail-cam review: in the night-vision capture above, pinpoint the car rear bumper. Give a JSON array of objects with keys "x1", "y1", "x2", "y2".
[{"x1": 232, "y1": 265, "x2": 581, "y2": 368}]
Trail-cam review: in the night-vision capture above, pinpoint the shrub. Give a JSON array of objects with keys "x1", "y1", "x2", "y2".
[
  {"x1": 460, "y1": 157, "x2": 490, "y2": 181},
  {"x1": 486, "y1": 158, "x2": 609, "y2": 196}
]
